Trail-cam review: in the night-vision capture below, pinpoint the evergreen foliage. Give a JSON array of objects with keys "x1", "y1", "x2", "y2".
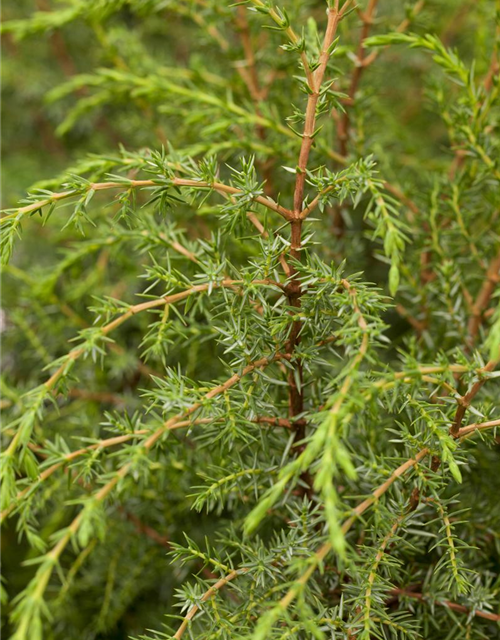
[{"x1": 1, "y1": 1, "x2": 500, "y2": 639}]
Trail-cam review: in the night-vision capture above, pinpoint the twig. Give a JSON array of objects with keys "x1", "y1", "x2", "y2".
[
  {"x1": 389, "y1": 588, "x2": 500, "y2": 622},
  {"x1": 293, "y1": 2, "x2": 349, "y2": 216},
  {"x1": 120, "y1": 508, "x2": 171, "y2": 548},
  {"x1": 450, "y1": 356, "x2": 499, "y2": 437},
  {"x1": 362, "y1": 514, "x2": 404, "y2": 634},
  {"x1": 248, "y1": 0, "x2": 314, "y2": 89},
  {"x1": 467, "y1": 246, "x2": 500, "y2": 345},
  {"x1": 457, "y1": 417, "x2": 500, "y2": 440},
  {"x1": 1, "y1": 177, "x2": 292, "y2": 223},
  {"x1": 173, "y1": 568, "x2": 248, "y2": 639},
  {"x1": 285, "y1": 2, "x2": 351, "y2": 470},
  {"x1": 14, "y1": 349, "x2": 293, "y2": 627},
  {"x1": 235, "y1": 6, "x2": 263, "y2": 103},
  {"x1": 254, "y1": 416, "x2": 293, "y2": 429}
]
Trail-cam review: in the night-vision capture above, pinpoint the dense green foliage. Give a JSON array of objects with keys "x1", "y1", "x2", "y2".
[{"x1": 1, "y1": 1, "x2": 500, "y2": 639}]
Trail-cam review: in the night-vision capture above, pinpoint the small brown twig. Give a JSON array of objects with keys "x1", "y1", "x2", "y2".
[
  {"x1": 389, "y1": 588, "x2": 500, "y2": 623},
  {"x1": 457, "y1": 417, "x2": 500, "y2": 440},
  {"x1": 253, "y1": 416, "x2": 293, "y2": 429},
  {"x1": 467, "y1": 246, "x2": 500, "y2": 345},
  {"x1": 235, "y1": 6, "x2": 263, "y2": 104},
  {"x1": 449, "y1": 356, "x2": 499, "y2": 437},
  {"x1": 120, "y1": 508, "x2": 171, "y2": 548},
  {"x1": 173, "y1": 568, "x2": 248, "y2": 639},
  {"x1": 1, "y1": 177, "x2": 292, "y2": 223}
]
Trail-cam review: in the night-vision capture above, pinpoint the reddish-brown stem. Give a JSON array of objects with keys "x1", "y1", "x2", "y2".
[
  {"x1": 389, "y1": 588, "x2": 500, "y2": 622},
  {"x1": 235, "y1": 6, "x2": 263, "y2": 103},
  {"x1": 173, "y1": 568, "x2": 248, "y2": 639},
  {"x1": 332, "y1": 1, "x2": 424, "y2": 235},
  {"x1": 383, "y1": 181, "x2": 419, "y2": 220},
  {"x1": 285, "y1": 3, "x2": 349, "y2": 465},
  {"x1": 120, "y1": 508, "x2": 171, "y2": 548},
  {"x1": 467, "y1": 246, "x2": 500, "y2": 345},
  {"x1": 395, "y1": 304, "x2": 426, "y2": 334},
  {"x1": 484, "y1": 47, "x2": 500, "y2": 93},
  {"x1": 457, "y1": 417, "x2": 500, "y2": 439},
  {"x1": 450, "y1": 357, "x2": 499, "y2": 437},
  {"x1": 1, "y1": 178, "x2": 291, "y2": 223},
  {"x1": 254, "y1": 416, "x2": 293, "y2": 429},
  {"x1": 293, "y1": 4, "x2": 345, "y2": 216},
  {"x1": 331, "y1": 1, "x2": 377, "y2": 236}
]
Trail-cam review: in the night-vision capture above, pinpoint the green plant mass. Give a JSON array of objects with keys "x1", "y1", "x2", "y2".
[{"x1": 1, "y1": 0, "x2": 500, "y2": 638}]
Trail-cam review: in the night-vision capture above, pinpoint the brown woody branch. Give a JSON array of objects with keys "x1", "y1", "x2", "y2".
[
  {"x1": 173, "y1": 568, "x2": 248, "y2": 639},
  {"x1": 276, "y1": 448, "x2": 430, "y2": 612},
  {"x1": 286, "y1": 2, "x2": 351, "y2": 476},
  {"x1": 467, "y1": 246, "x2": 500, "y2": 345},
  {"x1": 450, "y1": 356, "x2": 499, "y2": 437},
  {"x1": 389, "y1": 588, "x2": 500, "y2": 623},
  {"x1": 1, "y1": 177, "x2": 291, "y2": 223}
]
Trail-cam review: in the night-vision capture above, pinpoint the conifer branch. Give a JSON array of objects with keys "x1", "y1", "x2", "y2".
[
  {"x1": 254, "y1": 448, "x2": 430, "y2": 635},
  {"x1": 0, "y1": 177, "x2": 291, "y2": 224},
  {"x1": 337, "y1": 0, "x2": 379, "y2": 159},
  {"x1": 4, "y1": 2, "x2": 499, "y2": 638}
]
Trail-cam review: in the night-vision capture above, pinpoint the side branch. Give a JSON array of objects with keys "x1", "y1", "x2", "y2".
[
  {"x1": 247, "y1": 0, "x2": 314, "y2": 88},
  {"x1": 389, "y1": 589, "x2": 500, "y2": 623},
  {"x1": 1, "y1": 177, "x2": 291, "y2": 223},
  {"x1": 467, "y1": 246, "x2": 500, "y2": 345},
  {"x1": 173, "y1": 569, "x2": 248, "y2": 639},
  {"x1": 337, "y1": 0, "x2": 379, "y2": 158},
  {"x1": 450, "y1": 356, "x2": 499, "y2": 437}
]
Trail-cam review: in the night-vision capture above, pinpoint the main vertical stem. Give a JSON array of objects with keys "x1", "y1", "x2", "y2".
[{"x1": 286, "y1": 4, "x2": 344, "y2": 457}]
